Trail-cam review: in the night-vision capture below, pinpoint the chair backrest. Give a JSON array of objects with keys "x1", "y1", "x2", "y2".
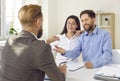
[{"x1": 112, "y1": 49, "x2": 120, "y2": 64}]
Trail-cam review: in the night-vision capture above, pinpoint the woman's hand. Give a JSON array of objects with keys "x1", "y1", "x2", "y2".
[{"x1": 75, "y1": 30, "x2": 85, "y2": 36}]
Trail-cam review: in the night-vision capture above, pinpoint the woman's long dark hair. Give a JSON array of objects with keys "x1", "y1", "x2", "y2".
[{"x1": 60, "y1": 15, "x2": 81, "y2": 34}]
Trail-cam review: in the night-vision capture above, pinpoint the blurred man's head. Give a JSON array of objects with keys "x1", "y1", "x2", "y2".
[
  {"x1": 18, "y1": 4, "x2": 43, "y2": 38},
  {"x1": 80, "y1": 10, "x2": 96, "y2": 33}
]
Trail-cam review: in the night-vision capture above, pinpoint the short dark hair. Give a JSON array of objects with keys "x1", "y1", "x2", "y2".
[
  {"x1": 61, "y1": 15, "x2": 81, "y2": 34},
  {"x1": 80, "y1": 10, "x2": 96, "y2": 18}
]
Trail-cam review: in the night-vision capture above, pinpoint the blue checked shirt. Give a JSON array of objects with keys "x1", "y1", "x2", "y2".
[{"x1": 63, "y1": 27, "x2": 112, "y2": 68}]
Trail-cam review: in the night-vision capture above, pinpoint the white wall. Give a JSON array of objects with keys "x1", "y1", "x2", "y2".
[
  {"x1": 23, "y1": 0, "x2": 38, "y2": 4},
  {"x1": 38, "y1": 0, "x2": 48, "y2": 40},
  {"x1": 39, "y1": 0, "x2": 57, "y2": 39},
  {"x1": 56, "y1": 0, "x2": 120, "y2": 49},
  {"x1": 48, "y1": 0, "x2": 57, "y2": 37},
  {"x1": 24, "y1": 0, "x2": 120, "y2": 48}
]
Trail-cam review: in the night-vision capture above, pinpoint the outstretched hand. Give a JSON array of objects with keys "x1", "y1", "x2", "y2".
[
  {"x1": 54, "y1": 46, "x2": 65, "y2": 54},
  {"x1": 46, "y1": 36, "x2": 59, "y2": 44}
]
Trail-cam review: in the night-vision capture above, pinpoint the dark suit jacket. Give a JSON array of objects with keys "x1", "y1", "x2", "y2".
[{"x1": 1, "y1": 30, "x2": 65, "y2": 81}]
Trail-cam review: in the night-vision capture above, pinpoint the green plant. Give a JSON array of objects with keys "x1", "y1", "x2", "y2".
[
  {"x1": 9, "y1": 27, "x2": 18, "y2": 35},
  {"x1": 9, "y1": 21, "x2": 18, "y2": 35}
]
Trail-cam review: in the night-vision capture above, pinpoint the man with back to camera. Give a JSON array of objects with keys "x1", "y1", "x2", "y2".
[
  {"x1": 55, "y1": 9, "x2": 112, "y2": 69},
  {"x1": 1, "y1": 4, "x2": 66, "y2": 81}
]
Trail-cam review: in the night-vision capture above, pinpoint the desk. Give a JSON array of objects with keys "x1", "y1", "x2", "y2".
[
  {"x1": 66, "y1": 67, "x2": 102, "y2": 81},
  {"x1": 44, "y1": 64, "x2": 102, "y2": 81},
  {"x1": 66, "y1": 64, "x2": 120, "y2": 81},
  {"x1": 44, "y1": 64, "x2": 120, "y2": 81}
]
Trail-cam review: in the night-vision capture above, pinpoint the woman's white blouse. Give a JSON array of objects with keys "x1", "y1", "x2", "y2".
[{"x1": 50, "y1": 34, "x2": 79, "y2": 65}]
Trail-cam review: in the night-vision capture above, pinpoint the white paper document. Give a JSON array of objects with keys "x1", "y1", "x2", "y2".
[
  {"x1": 94, "y1": 65, "x2": 120, "y2": 81},
  {"x1": 96, "y1": 66, "x2": 120, "y2": 77}
]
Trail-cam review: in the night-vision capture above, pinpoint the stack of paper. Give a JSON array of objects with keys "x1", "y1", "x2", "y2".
[{"x1": 94, "y1": 66, "x2": 120, "y2": 81}]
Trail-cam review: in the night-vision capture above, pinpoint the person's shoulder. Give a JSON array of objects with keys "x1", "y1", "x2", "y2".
[
  {"x1": 97, "y1": 28, "x2": 111, "y2": 40},
  {"x1": 32, "y1": 39, "x2": 51, "y2": 51},
  {"x1": 78, "y1": 31, "x2": 85, "y2": 38},
  {"x1": 99, "y1": 28, "x2": 110, "y2": 35},
  {"x1": 33, "y1": 39, "x2": 48, "y2": 46},
  {"x1": 56, "y1": 34, "x2": 65, "y2": 39}
]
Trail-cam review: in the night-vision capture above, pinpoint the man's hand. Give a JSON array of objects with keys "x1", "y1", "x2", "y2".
[
  {"x1": 54, "y1": 46, "x2": 65, "y2": 54},
  {"x1": 58, "y1": 63, "x2": 66, "y2": 74},
  {"x1": 46, "y1": 36, "x2": 59, "y2": 44},
  {"x1": 85, "y1": 62, "x2": 93, "y2": 69}
]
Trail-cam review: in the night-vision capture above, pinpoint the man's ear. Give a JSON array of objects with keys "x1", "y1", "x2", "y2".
[
  {"x1": 93, "y1": 18, "x2": 96, "y2": 23},
  {"x1": 36, "y1": 18, "x2": 41, "y2": 27}
]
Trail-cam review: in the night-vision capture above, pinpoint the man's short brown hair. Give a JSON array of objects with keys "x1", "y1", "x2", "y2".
[{"x1": 18, "y1": 4, "x2": 42, "y2": 26}]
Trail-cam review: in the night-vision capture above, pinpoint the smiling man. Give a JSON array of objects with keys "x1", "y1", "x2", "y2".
[{"x1": 55, "y1": 10, "x2": 112, "y2": 69}]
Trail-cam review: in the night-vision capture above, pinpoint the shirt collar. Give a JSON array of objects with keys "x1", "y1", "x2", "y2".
[
  {"x1": 30, "y1": 32, "x2": 39, "y2": 39},
  {"x1": 62, "y1": 33, "x2": 77, "y2": 39},
  {"x1": 85, "y1": 26, "x2": 98, "y2": 36},
  {"x1": 62, "y1": 33, "x2": 66, "y2": 38}
]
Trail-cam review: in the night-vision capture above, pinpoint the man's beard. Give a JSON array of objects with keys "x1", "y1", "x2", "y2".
[
  {"x1": 37, "y1": 28, "x2": 43, "y2": 38},
  {"x1": 84, "y1": 24, "x2": 93, "y2": 32}
]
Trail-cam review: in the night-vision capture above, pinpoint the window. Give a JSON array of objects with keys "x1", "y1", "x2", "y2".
[
  {"x1": 0, "y1": 0, "x2": 1, "y2": 37},
  {"x1": 0, "y1": 0, "x2": 23, "y2": 40}
]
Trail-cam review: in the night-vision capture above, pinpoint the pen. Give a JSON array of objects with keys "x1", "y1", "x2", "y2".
[
  {"x1": 59, "y1": 61, "x2": 67, "y2": 66},
  {"x1": 69, "y1": 65, "x2": 85, "y2": 72}
]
